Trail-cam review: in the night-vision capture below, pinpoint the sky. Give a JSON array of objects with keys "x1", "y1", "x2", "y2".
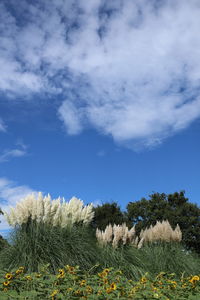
[{"x1": 0, "y1": 0, "x2": 200, "y2": 236}]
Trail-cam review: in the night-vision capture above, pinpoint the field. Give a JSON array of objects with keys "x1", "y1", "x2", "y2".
[{"x1": 0, "y1": 225, "x2": 200, "y2": 299}]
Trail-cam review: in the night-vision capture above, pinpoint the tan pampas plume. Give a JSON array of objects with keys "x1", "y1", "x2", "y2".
[
  {"x1": 139, "y1": 220, "x2": 182, "y2": 244},
  {"x1": 96, "y1": 223, "x2": 139, "y2": 248}
]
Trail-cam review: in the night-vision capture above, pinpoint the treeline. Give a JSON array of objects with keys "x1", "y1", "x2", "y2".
[
  {"x1": 91, "y1": 191, "x2": 200, "y2": 253},
  {"x1": 0, "y1": 191, "x2": 200, "y2": 254}
]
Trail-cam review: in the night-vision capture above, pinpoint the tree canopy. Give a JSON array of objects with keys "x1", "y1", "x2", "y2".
[
  {"x1": 91, "y1": 202, "x2": 127, "y2": 230},
  {"x1": 127, "y1": 191, "x2": 200, "y2": 253}
]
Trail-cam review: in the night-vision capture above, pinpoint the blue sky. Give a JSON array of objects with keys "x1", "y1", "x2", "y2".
[{"x1": 0, "y1": 0, "x2": 200, "y2": 235}]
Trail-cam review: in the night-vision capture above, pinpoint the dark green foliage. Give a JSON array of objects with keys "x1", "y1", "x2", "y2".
[
  {"x1": 0, "y1": 235, "x2": 8, "y2": 252},
  {"x1": 127, "y1": 191, "x2": 200, "y2": 253},
  {"x1": 91, "y1": 202, "x2": 127, "y2": 230},
  {"x1": 138, "y1": 242, "x2": 200, "y2": 277},
  {"x1": 0, "y1": 208, "x2": 9, "y2": 251},
  {"x1": 0, "y1": 221, "x2": 101, "y2": 273},
  {"x1": 0, "y1": 220, "x2": 200, "y2": 280}
]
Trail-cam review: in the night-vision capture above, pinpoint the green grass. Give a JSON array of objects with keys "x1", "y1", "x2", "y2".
[
  {"x1": 0, "y1": 221, "x2": 199, "y2": 281},
  {"x1": 0, "y1": 222, "x2": 101, "y2": 273}
]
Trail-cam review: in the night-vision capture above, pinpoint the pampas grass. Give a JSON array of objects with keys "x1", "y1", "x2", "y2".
[{"x1": 4, "y1": 193, "x2": 94, "y2": 228}]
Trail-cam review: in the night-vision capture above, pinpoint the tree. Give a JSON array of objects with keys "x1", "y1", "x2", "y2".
[
  {"x1": 127, "y1": 191, "x2": 200, "y2": 253},
  {"x1": 91, "y1": 202, "x2": 127, "y2": 230}
]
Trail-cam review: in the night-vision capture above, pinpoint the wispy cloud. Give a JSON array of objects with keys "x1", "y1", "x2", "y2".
[
  {"x1": 0, "y1": 177, "x2": 38, "y2": 231},
  {"x1": 1, "y1": 0, "x2": 200, "y2": 149},
  {"x1": 0, "y1": 149, "x2": 26, "y2": 163},
  {"x1": 0, "y1": 119, "x2": 6, "y2": 132},
  {"x1": 0, "y1": 143, "x2": 27, "y2": 163}
]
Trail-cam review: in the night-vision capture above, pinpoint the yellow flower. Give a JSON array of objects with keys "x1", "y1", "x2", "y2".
[
  {"x1": 189, "y1": 275, "x2": 200, "y2": 284},
  {"x1": 167, "y1": 280, "x2": 177, "y2": 289},
  {"x1": 85, "y1": 286, "x2": 93, "y2": 294},
  {"x1": 51, "y1": 289, "x2": 59, "y2": 298},
  {"x1": 74, "y1": 289, "x2": 81, "y2": 295},
  {"x1": 103, "y1": 278, "x2": 108, "y2": 284},
  {"x1": 5, "y1": 273, "x2": 13, "y2": 280},
  {"x1": 3, "y1": 281, "x2": 10, "y2": 286},
  {"x1": 15, "y1": 267, "x2": 24, "y2": 275},
  {"x1": 129, "y1": 287, "x2": 138, "y2": 295},
  {"x1": 3, "y1": 288, "x2": 8, "y2": 292},
  {"x1": 98, "y1": 271, "x2": 108, "y2": 278},
  {"x1": 110, "y1": 282, "x2": 117, "y2": 290},
  {"x1": 16, "y1": 267, "x2": 24, "y2": 275},
  {"x1": 103, "y1": 268, "x2": 110, "y2": 274},
  {"x1": 97, "y1": 290, "x2": 102, "y2": 295},
  {"x1": 65, "y1": 265, "x2": 76, "y2": 274},
  {"x1": 106, "y1": 288, "x2": 112, "y2": 294},
  {"x1": 57, "y1": 268, "x2": 65, "y2": 278},
  {"x1": 140, "y1": 276, "x2": 147, "y2": 284},
  {"x1": 25, "y1": 276, "x2": 32, "y2": 280},
  {"x1": 80, "y1": 280, "x2": 86, "y2": 286}
]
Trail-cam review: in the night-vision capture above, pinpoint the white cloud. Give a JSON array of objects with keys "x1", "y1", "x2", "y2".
[
  {"x1": 58, "y1": 101, "x2": 84, "y2": 135},
  {"x1": 0, "y1": 148, "x2": 27, "y2": 163},
  {"x1": 0, "y1": 178, "x2": 38, "y2": 231},
  {"x1": 0, "y1": 119, "x2": 6, "y2": 132},
  {"x1": 1, "y1": 0, "x2": 200, "y2": 149}
]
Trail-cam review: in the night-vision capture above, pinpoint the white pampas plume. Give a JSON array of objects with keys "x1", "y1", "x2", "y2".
[
  {"x1": 43, "y1": 194, "x2": 52, "y2": 223},
  {"x1": 4, "y1": 193, "x2": 94, "y2": 228},
  {"x1": 52, "y1": 198, "x2": 62, "y2": 226},
  {"x1": 36, "y1": 192, "x2": 44, "y2": 223}
]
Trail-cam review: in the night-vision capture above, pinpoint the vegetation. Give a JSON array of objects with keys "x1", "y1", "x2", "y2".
[
  {"x1": 0, "y1": 265, "x2": 200, "y2": 299},
  {"x1": 0, "y1": 222, "x2": 99, "y2": 273},
  {"x1": 0, "y1": 208, "x2": 9, "y2": 251},
  {"x1": 91, "y1": 202, "x2": 127, "y2": 230},
  {"x1": 127, "y1": 191, "x2": 200, "y2": 253},
  {"x1": 0, "y1": 191, "x2": 200, "y2": 299}
]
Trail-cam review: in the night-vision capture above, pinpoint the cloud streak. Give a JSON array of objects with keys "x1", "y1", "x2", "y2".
[
  {"x1": 1, "y1": 0, "x2": 200, "y2": 149},
  {"x1": 0, "y1": 142, "x2": 28, "y2": 163},
  {"x1": 0, "y1": 119, "x2": 6, "y2": 132},
  {"x1": 0, "y1": 149, "x2": 27, "y2": 163}
]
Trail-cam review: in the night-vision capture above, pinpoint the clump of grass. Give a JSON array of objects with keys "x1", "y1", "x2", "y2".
[
  {"x1": 1, "y1": 223, "x2": 199, "y2": 280},
  {"x1": 0, "y1": 221, "x2": 100, "y2": 273},
  {"x1": 96, "y1": 244, "x2": 145, "y2": 280},
  {"x1": 138, "y1": 241, "x2": 200, "y2": 277}
]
